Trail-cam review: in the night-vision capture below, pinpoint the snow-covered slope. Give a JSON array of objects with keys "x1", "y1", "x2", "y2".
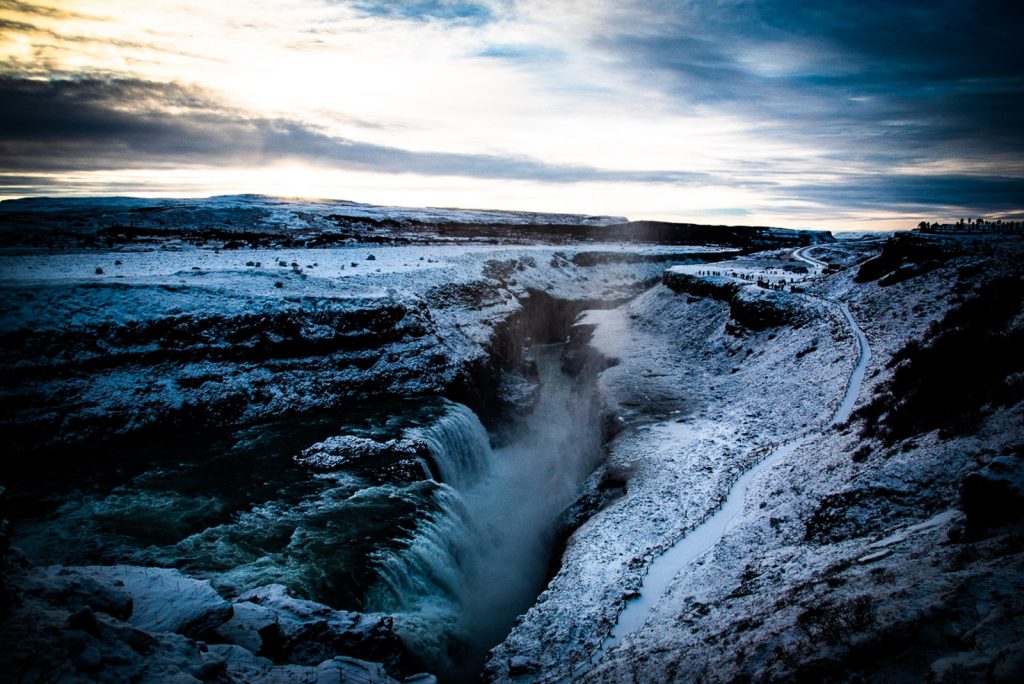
[
  {"x1": 487, "y1": 234, "x2": 1024, "y2": 682},
  {"x1": 0, "y1": 194, "x2": 627, "y2": 235}
]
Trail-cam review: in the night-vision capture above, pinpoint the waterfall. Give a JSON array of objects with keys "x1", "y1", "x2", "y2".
[
  {"x1": 409, "y1": 400, "x2": 493, "y2": 490},
  {"x1": 366, "y1": 485, "x2": 473, "y2": 609},
  {"x1": 364, "y1": 484, "x2": 477, "y2": 667},
  {"x1": 367, "y1": 352, "x2": 602, "y2": 680},
  {"x1": 363, "y1": 400, "x2": 495, "y2": 668}
]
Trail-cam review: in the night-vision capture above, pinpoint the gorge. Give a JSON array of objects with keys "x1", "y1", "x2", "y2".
[{"x1": 1, "y1": 196, "x2": 1022, "y2": 683}]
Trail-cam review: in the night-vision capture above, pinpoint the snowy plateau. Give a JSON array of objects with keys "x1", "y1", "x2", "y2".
[{"x1": 0, "y1": 195, "x2": 1022, "y2": 684}]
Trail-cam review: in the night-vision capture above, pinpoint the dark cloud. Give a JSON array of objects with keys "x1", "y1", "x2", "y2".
[
  {"x1": 788, "y1": 174, "x2": 1024, "y2": 213},
  {"x1": 601, "y1": 0, "x2": 1024, "y2": 163},
  {"x1": 0, "y1": 77, "x2": 710, "y2": 185},
  {"x1": 0, "y1": 0, "x2": 94, "y2": 20},
  {"x1": 1, "y1": 76, "x2": 1018, "y2": 217}
]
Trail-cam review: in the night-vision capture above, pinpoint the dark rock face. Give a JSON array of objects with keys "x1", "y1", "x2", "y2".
[
  {"x1": 854, "y1": 233, "x2": 952, "y2": 284},
  {"x1": 962, "y1": 455, "x2": 1024, "y2": 535},
  {"x1": 571, "y1": 250, "x2": 738, "y2": 267},
  {"x1": 0, "y1": 292, "x2": 456, "y2": 457},
  {"x1": 214, "y1": 584, "x2": 409, "y2": 672},
  {"x1": 294, "y1": 435, "x2": 431, "y2": 482},
  {"x1": 856, "y1": 275, "x2": 1024, "y2": 444},
  {"x1": 662, "y1": 271, "x2": 740, "y2": 300},
  {"x1": 467, "y1": 288, "x2": 620, "y2": 425},
  {"x1": 561, "y1": 322, "x2": 616, "y2": 378},
  {"x1": 804, "y1": 487, "x2": 910, "y2": 544},
  {"x1": 728, "y1": 288, "x2": 807, "y2": 330},
  {"x1": 1, "y1": 298, "x2": 426, "y2": 372},
  {"x1": 662, "y1": 271, "x2": 806, "y2": 330}
]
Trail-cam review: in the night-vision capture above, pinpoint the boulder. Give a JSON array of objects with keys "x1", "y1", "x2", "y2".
[
  {"x1": 52, "y1": 566, "x2": 234, "y2": 637},
  {"x1": 28, "y1": 566, "x2": 134, "y2": 621},
  {"x1": 214, "y1": 584, "x2": 408, "y2": 670}
]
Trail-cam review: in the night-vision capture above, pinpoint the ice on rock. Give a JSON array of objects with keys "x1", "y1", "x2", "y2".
[{"x1": 295, "y1": 435, "x2": 429, "y2": 471}]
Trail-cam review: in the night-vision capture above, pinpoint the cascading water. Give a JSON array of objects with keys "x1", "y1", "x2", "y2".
[
  {"x1": 366, "y1": 343, "x2": 604, "y2": 681},
  {"x1": 410, "y1": 401, "x2": 494, "y2": 489}
]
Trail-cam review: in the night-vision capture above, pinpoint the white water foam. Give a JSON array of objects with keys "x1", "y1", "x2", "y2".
[{"x1": 412, "y1": 401, "x2": 494, "y2": 490}]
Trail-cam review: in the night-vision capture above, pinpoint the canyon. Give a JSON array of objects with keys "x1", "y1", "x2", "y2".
[{"x1": 1, "y1": 197, "x2": 1021, "y2": 683}]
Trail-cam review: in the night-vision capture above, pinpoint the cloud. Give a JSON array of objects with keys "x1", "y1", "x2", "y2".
[
  {"x1": 0, "y1": 76, "x2": 711, "y2": 185},
  {"x1": 0, "y1": 1, "x2": 1019, "y2": 225},
  {"x1": 591, "y1": 0, "x2": 1024, "y2": 163},
  {"x1": 788, "y1": 174, "x2": 1024, "y2": 213},
  {"x1": 346, "y1": 0, "x2": 499, "y2": 24},
  {"x1": 0, "y1": 0, "x2": 93, "y2": 20}
]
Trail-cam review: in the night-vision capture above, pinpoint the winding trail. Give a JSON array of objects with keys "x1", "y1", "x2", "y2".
[
  {"x1": 572, "y1": 254, "x2": 872, "y2": 680},
  {"x1": 833, "y1": 301, "x2": 871, "y2": 425},
  {"x1": 792, "y1": 245, "x2": 829, "y2": 270}
]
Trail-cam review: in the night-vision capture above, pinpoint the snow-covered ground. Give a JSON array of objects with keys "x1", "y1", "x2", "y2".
[
  {"x1": 0, "y1": 194, "x2": 628, "y2": 230},
  {"x1": 0, "y1": 234, "x2": 752, "y2": 683},
  {"x1": 0, "y1": 243, "x2": 729, "y2": 452},
  {"x1": 0, "y1": 243, "x2": 730, "y2": 285},
  {"x1": 2, "y1": 220, "x2": 1021, "y2": 683},
  {"x1": 487, "y1": 236, "x2": 1024, "y2": 682}
]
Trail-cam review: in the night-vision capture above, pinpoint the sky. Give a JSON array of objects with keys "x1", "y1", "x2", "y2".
[{"x1": 0, "y1": 0, "x2": 1022, "y2": 230}]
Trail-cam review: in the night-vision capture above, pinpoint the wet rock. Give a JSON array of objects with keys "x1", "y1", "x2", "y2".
[
  {"x1": 317, "y1": 655, "x2": 397, "y2": 683},
  {"x1": 67, "y1": 606, "x2": 101, "y2": 635},
  {"x1": 3, "y1": 564, "x2": 404, "y2": 683},
  {"x1": 121, "y1": 567, "x2": 233, "y2": 637},
  {"x1": 496, "y1": 369, "x2": 538, "y2": 415},
  {"x1": 991, "y1": 641, "x2": 1024, "y2": 682},
  {"x1": 61, "y1": 629, "x2": 91, "y2": 655},
  {"x1": 72, "y1": 645, "x2": 102, "y2": 672},
  {"x1": 190, "y1": 656, "x2": 228, "y2": 680},
  {"x1": 29, "y1": 566, "x2": 134, "y2": 620}
]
